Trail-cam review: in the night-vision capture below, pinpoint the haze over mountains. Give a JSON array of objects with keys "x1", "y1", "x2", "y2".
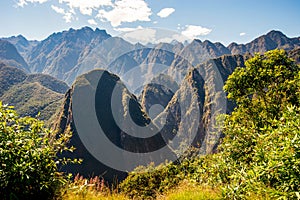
[
  {"x1": 1, "y1": 27, "x2": 300, "y2": 181},
  {"x1": 1, "y1": 27, "x2": 300, "y2": 86}
]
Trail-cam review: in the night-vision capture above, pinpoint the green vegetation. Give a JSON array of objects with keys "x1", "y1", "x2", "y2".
[
  {"x1": 1, "y1": 82, "x2": 64, "y2": 121},
  {"x1": 0, "y1": 65, "x2": 68, "y2": 122},
  {"x1": 220, "y1": 49, "x2": 300, "y2": 198},
  {"x1": 61, "y1": 174, "x2": 128, "y2": 200},
  {"x1": 159, "y1": 180, "x2": 222, "y2": 200},
  {"x1": 0, "y1": 102, "x2": 75, "y2": 199},
  {"x1": 0, "y1": 64, "x2": 27, "y2": 96}
]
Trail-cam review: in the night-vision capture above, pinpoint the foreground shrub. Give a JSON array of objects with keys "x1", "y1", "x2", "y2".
[
  {"x1": 219, "y1": 49, "x2": 300, "y2": 198},
  {"x1": 0, "y1": 102, "x2": 75, "y2": 199},
  {"x1": 220, "y1": 106, "x2": 300, "y2": 199}
]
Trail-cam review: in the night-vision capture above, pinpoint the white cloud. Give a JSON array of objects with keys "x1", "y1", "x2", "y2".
[
  {"x1": 156, "y1": 34, "x2": 188, "y2": 44},
  {"x1": 96, "y1": 0, "x2": 152, "y2": 27},
  {"x1": 17, "y1": 0, "x2": 152, "y2": 25},
  {"x1": 114, "y1": 25, "x2": 143, "y2": 32},
  {"x1": 121, "y1": 28, "x2": 156, "y2": 44},
  {"x1": 51, "y1": 5, "x2": 65, "y2": 14},
  {"x1": 157, "y1": 8, "x2": 175, "y2": 18},
  {"x1": 240, "y1": 32, "x2": 246, "y2": 36},
  {"x1": 153, "y1": 21, "x2": 158, "y2": 24},
  {"x1": 51, "y1": 5, "x2": 74, "y2": 23},
  {"x1": 117, "y1": 27, "x2": 190, "y2": 45},
  {"x1": 18, "y1": 0, "x2": 112, "y2": 18},
  {"x1": 59, "y1": 0, "x2": 112, "y2": 16},
  {"x1": 17, "y1": 0, "x2": 49, "y2": 7},
  {"x1": 181, "y1": 25, "x2": 212, "y2": 38},
  {"x1": 63, "y1": 12, "x2": 74, "y2": 23},
  {"x1": 88, "y1": 19, "x2": 98, "y2": 25}
]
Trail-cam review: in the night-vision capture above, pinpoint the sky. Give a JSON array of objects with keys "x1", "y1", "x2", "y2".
[{"x1": 1, "y1": 0, "x2": 300, "y2": 45}]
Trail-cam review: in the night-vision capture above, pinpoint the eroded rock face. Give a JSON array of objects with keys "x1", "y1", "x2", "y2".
[
  {"x1": 154, "y1": 68, "x2": 206, "y2": 154},
  {"x1": 139, "y1": 83, "x2": 175, "y2": 119},
  {"x1": 155, "y1": 54, "x2": 246, "y2": 154},
  {"x1": 55, "y1": 69, "x2": 175, "y2": 182}
]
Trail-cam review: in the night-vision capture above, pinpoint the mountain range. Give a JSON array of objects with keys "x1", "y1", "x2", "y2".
[
  {"x1": 1, "y1": 28, "x2": 300, "y2": 86},
  {"x1": 0, "y1": 27, "x2": 300, "y2": 181}
]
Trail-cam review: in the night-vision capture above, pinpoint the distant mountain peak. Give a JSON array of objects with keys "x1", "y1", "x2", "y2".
[
  {"x1": 266, "y1": 30, "x2": 287, "y2": 38},
  {"x1": 203, "y1": 40, "x2": 213, "y2": 45},
  {"x1": 27, "y1": 26, "x2": 111, "y2": 79},
  {"x1": 9, "y1": 34, "x2": 27, "y2": 41},
  {"x1": 0, "y1": 39, "x2": 30, "y2": 72},
  {"x1": 228, "y1": 30, "x2": 300, "y2": 55},
  {"x1": 192, "y1": 39, "x2": 202, "y2": 44}
]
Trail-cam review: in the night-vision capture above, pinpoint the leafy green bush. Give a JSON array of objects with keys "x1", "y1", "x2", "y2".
[
  {"x1": 219, "y1": 106, "x2": 300, "y2": 199},
  {"x1": 219, "y1": 49, "x2": 300, "y2": 198},
  {"x1": 0, "y1": 101, "x2": 75, "y2": 199}
]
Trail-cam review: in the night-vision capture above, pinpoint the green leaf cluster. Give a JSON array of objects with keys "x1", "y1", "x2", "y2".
[
  {"x1": 0, "y1": 102, "x2": 75, "y2": 199},
  {"x1": 219, "y1": 49, "x2": 300, "y2": 198}
]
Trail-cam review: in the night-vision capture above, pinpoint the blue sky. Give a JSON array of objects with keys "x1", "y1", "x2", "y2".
[{"x1": 1, "y1": 0, "x2": 300, "y2": 45}]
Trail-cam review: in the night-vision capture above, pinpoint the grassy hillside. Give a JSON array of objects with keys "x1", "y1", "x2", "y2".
[
  {"x1": 1, "y1": 82, "x2": 64, "y2": 121},
  {"x1": 0, "y1": 64, "x2": 68, "y2": 122},
  {"x1": 0, "y1": 64, "x2": 27, "y2": 96}
]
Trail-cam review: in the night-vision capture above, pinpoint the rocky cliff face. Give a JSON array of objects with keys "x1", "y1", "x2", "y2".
[
  {"x1": 55, "y1": 69, "x2": 174, "y2": 181},
  {"x1": 27, "y1": 27, "x2": 111, "y2": 80},
  {"x1": 154, "y1": 68, "x2": 206, "y2": 155},
  {"x1": 140, "y1": 83, "x2": 175, "y2": 119},
  {"x1": 154, "y1": 54, "x2": 246, "y2": 154}
]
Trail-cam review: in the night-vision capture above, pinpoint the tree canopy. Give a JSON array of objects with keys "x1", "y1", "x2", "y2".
[{"x1": 220, "y1": 49, "x2": 300, "y2": 198}]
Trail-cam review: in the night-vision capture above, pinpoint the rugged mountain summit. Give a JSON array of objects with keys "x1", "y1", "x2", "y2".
[
  {"x1": 65, "y1": 36, "x2": 136, "y2": 85},
  {"x1": 140, "y1": 83, "x2": 174, "y2": 119},
  {"x1": 177, "y1": 39, "x2": 231, "y2": 66},
  {"x1": 154, "y1": 68, "x2": 206, "y2": 154},
  {"x1": 2, "y1": 35, "x2": 38, "y2": 60},
  {"x1": 139, "y1": 73, "x2": 179, "y2": 119},
  {"x1": 228, "y1": 30, "x2": 300, "y2": 55},
  {"x1": 0, "y1": 40, "x2": 30, "y2": 72},
  {"x1": 0, "y1": 63, "x2": 27, "y2": 96},
  {"x1": 27, "y1": 27, "x2": 111, "y2": 80}
]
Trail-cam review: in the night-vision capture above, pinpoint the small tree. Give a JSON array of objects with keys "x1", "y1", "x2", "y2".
[{"x1": 0, "y1": 101, "x2": 75, "y2": 199}]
